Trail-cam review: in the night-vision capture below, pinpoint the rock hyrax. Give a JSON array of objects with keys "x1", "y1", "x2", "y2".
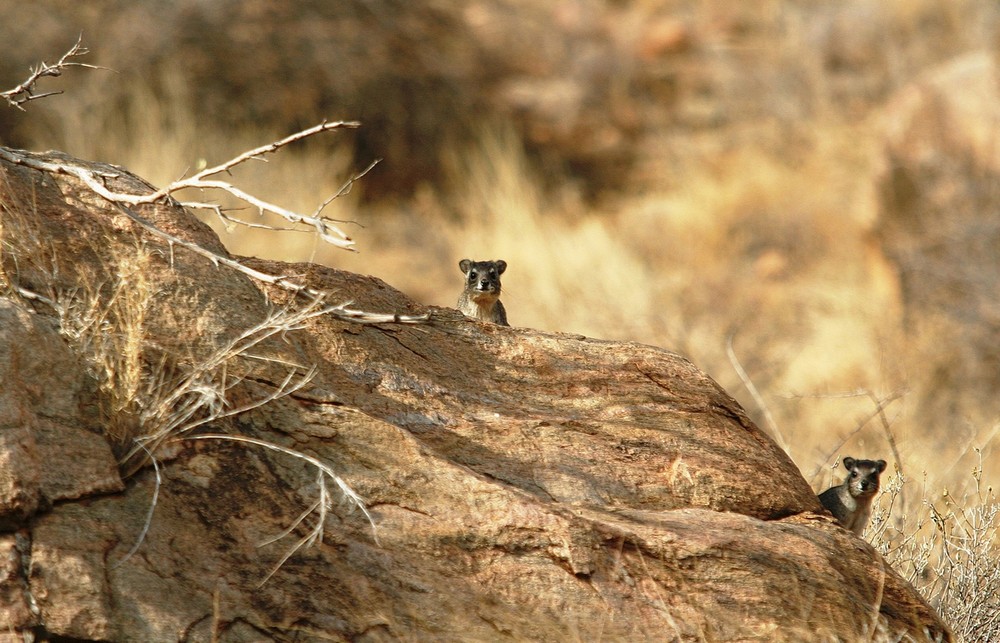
[
  {"x1": 818, "y1": 456, "x2": 887, "y2": 536},
  {"x1": 457, "y1": 259, "x2": 508, "y2": 326}
]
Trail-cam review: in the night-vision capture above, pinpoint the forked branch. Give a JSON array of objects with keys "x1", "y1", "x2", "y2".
[
  {"x1": 146, "y1": 121, "x2": 364, "y2": 248},
  {"x1": 1, "y1": 36, "x2": 108, "y2": 110},
  {"x1": 0, "y1": 121, "x2": 363, "y2": 251}
]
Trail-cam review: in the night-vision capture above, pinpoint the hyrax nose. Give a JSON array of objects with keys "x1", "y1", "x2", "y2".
[{"x1": 479, "y1": 279, "x2": 490, "y2": 289}]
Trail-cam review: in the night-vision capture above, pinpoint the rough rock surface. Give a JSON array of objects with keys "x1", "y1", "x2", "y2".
[{"x1": 0, "y1": 149, "x2": 951, "y2": 640}]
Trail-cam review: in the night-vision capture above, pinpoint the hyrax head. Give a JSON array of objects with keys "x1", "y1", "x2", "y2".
[
  {"x1": 842, "y1": 457, "x2": 887, "y2": 498},
  {"x1": 459, "y1": 259, "x2": 507, "y2": 295}
]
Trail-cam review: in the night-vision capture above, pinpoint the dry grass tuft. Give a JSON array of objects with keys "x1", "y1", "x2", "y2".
[
  {"x1": 871, "y1": 450, "x2": 1000, "y2": 641},
  {"x1": 47, "y1": 243, "x2": 155, "y2": 444},
  {"x1": 1, "y1": 204, "x2": 381, "y2": 579}
]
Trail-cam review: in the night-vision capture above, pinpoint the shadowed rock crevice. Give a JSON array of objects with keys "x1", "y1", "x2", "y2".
[{"x1": 0, "y1": 149, "x2": 950, "y2": 641}]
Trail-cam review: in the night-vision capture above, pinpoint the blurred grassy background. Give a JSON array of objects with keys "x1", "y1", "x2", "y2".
[{"x1": 1, "y1": 0, "x2": 998, "y2": 502}]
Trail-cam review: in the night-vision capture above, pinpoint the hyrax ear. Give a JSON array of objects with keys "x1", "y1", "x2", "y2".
[
  {"x1": 877, "y1": 460, "x2": 887, "y2": 473},
  {"x1": 842, "y1": 457, "x2": 856, "y2": 470},
  {"x1": 495, "y1": 260, "x2": 507, "y2": 274},
  {"x1": 459, "y1": 259, "x2": 472, "y2": 273}
]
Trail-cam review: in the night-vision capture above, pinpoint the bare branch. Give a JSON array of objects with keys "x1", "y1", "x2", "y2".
[
  {"x1": 0, "y1": 123, "x2": 362, "y2": 250},
  {"x1": 0, "y1": 145, "x2": 431, "y2": 320},
  {"x1": 145, "y1": 121, "x2": 363, "y2": 248},
  {"x1": 1, "y1": 35, "x2": 110, "y2": 110},
  {"x1": 182, "y1": 201, "x2": 306, "y2": 235},
  {"x1": 311, "y1": 157, "x2": 381, "y2": 220},
  {"x1": 167, "y1": 121, "x2": 360, "y2": 192}
]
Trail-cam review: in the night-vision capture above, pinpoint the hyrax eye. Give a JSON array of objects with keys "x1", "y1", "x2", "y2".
[
  {"x1": 468, "y1": 271, "x2": 478, "y2": 281},
  {"x1": 850, "y1": 471, "x2": 859, "y2": 478}
]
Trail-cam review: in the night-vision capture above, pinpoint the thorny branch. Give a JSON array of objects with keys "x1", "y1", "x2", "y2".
[{"x1": 1, "y1": 36, "x2": 108, "y2": 110}]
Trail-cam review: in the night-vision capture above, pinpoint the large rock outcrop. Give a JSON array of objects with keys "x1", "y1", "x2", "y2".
[{"x1": 0, "y1": 149, "x2": 950, "y2": 640}]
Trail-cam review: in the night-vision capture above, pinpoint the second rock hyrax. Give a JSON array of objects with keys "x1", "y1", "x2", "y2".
[
  {"x1": 457, "y1": 258, "x2": 508, "y2": 326},
  {"x1": 818, "y1": 456, "x2": 887, "y2": 536}
]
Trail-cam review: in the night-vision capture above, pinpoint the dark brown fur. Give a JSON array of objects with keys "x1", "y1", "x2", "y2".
[
  {"x1": 818, "y1": 456, "x2": 887, "y2": 535},
  {"x1": 457, "y1": 259, "x2": 508, "y2": 326}
]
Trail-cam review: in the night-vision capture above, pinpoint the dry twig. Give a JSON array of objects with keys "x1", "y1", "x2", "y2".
[
  {"x1": 184, "y1": 433, "x2": 378, "y2": 586},
  {"x1": 1, "y1": 36, "x2": 108, "y2": 110},
  {"x1": 117, "y1": 296, "x2": 341, "y2": 473},
  {"x1": 0, "y1": 122, "x2": 364, "y2": 251},
  {"x1": 0, "y1": 144, "x2": 430, "y2": 316},
  {"x1": 725, "y1": 331, "x2": 789, "y2": 452},
  {"x1": 147, "y1": 121, "x2": 363, "y2": 248}
]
